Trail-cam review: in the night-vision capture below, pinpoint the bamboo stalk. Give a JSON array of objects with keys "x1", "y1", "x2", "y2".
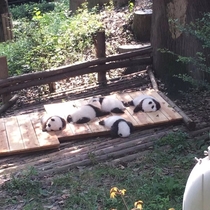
[
  {"x1": 0, "y1": 94, "x2": 19, "y2": 114},
  {"x1": 37, "y1": 131, "x2": 167, "y2": 172},
  {"x1": 38, "y1": 141, "x2": 155, "y2": 176},
  {"x1": 146, "y1": 65, "x2": 158, "y2": 91}
]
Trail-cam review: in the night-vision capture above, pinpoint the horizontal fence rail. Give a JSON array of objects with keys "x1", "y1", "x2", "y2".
[{"x1": 0, "y1": 46, "x2": 152, "y2": 95}]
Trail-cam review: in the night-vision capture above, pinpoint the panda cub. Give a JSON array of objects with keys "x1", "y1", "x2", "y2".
[
  {"x1": 99, "y1": 116, "x2": 134, "y2": 138},
  {"x1": 89, "y1": 95, "x2": 126, "y2": 114},
  {"x1": 41, "y1": 115, "x2": 66, "y2": 132},
  {"x1": 128, "y1": 94, "x2": 161, "y2": 113},
  {"x1": 66, "y1": 102, "x2": 109, "y2": 124}
]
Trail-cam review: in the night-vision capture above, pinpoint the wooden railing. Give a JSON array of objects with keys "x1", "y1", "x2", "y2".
[
  {"x1": 0, "y1": 46, "x2": 152, "y2": 95},
  {"x1": 0, "y1": 45, "x2": 152, "y2": 117}
]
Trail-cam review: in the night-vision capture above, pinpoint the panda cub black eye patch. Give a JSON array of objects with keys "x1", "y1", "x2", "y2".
[
  {"x1": 151, "y1": 105, "x2": 154, "y2": 109},
  {"x1": 51, "y1": 119, "x2": 55, "y2": 121},
  {"x1": 148, "y1": 101, "x2": 152, "y2": 105},
  {"x1": 48, "y1": 124, "x2": 51, "y2": 127}
]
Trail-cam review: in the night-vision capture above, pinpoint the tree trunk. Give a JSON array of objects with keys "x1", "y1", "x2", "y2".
[
  {"x1": 151, "y1": 0, "x2": 210, "y2": 94},
  {"x1": 0, "y1": 0, "x2": 13, "y2": 42},
  {"x1": 132, "y1": 9, "x2": 152, "y2": 42}
]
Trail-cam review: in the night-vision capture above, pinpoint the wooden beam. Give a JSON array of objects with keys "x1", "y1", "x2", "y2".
[
  {"x1": 0, "y1": 56, "x2": 11, "y2": 102},
  {"x1": 0, "y1": 57, "x2": 152, "y2": 94},
  {"x1": 94, "y1": 30, "x2": 107, "y2": 84},
  {"x1": 0, "y1": 46, "x2": 152, "y2": 88}
]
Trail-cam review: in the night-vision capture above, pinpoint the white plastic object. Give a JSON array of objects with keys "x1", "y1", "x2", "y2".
[{"x1": 183, "y1": 146, "x2": 210, "y2": 210}]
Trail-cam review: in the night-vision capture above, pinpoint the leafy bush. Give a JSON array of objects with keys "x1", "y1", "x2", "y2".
[
  {"x1": 0, "y1": 1, "x2": 103, "y2": 76},
  {"x1": 9, "y1": 1, "x2": 55, "y2": 20}
]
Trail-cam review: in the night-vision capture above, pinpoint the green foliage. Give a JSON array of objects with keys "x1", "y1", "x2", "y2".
[
  {"x1": 1, "y1": 132, "x2": 200, "y2": 210},
  {"x1": 2, "y1": 167, "x2": 41, "y2": 198},
  {"x1": 9, "y1": 1, "x2": 55, "y2": 20},
  {"x1": 0, "y1": 1, "x2": 103, "y2": 76}
]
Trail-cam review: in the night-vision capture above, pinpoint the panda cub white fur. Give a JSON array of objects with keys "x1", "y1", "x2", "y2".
[
  {"x1": 41, "y1": 115, "x2": 66, "y2": 132},
  {"x1": 99, "y1": 116, "x2": 133, "y2": 138},
  {"x1": 89, "y1": 95, "x2": 126, "y2": 113},
  {"x1": 128, "y1": 94, "x2": 161, "y2": 113},
  {"x1": 66, "y1": 103, "x2": 109, "y2": 124}
]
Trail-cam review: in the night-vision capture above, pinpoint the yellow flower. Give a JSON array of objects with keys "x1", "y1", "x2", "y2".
[
  {"x1": 110, "y1": 187, "x2": 119, "y2": 199},
  {"x1": 110, "y1": 187, "x2": 126, "y2": 198},
  {"x1": 119, "y1": 189, "x2": 126, "y2": 196},
  {"x1": 134, "y1": 200, "x2": 143, "y2": 210},
  {"x1": 168, "y1": 208, "x2": 175, "y2": 210}
]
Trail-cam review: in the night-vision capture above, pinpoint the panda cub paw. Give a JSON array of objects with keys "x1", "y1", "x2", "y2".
[{"x1": 99, "y1": 120, "x2": 105, "y2": 126}]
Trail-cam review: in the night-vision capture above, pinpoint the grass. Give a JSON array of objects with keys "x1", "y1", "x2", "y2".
[{"x1": 0, "y1": 131, "x2": 205, "y2": 210}]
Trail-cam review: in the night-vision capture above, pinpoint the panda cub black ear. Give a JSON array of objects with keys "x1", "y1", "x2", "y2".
[
  {"x1": 153, "y1": 99, "x2": 161, "y2": 110},
  {"x1": 67, "y1": 115, "x2": 73, "y2": 123}
]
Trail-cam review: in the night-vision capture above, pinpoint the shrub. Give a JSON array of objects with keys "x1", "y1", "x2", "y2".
[{"x1": 0, "y1": 2, "x2": 102, "y2": 75}]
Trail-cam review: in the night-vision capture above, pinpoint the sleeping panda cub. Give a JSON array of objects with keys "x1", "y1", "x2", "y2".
[
  {"x1": 128, "y1": 94, "x2": 161, "y2": 113},
  {"x1": 41, "y1": 115, "x2": 66, "y2": 132},
  {"x1": 66, "y1": 102, "x2": 109, "y2": 124},
  {"x1": 99, "y1": 116, "x2": 134, "y2": 138},
  {"x1": 89, "y1": 95, "x2": 126, "y2": 114}
]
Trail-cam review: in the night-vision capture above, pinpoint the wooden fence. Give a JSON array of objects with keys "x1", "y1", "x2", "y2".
[{"x1": 0, "y1": 46, "x2": 152, "y2": 97}]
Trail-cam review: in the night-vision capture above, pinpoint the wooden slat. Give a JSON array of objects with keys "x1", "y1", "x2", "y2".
[
  {"x1": 115, "y1": 93, "x2": 139, "y2": 126},
  {"x1": 0, "y1": 118, "x2": 9, "y2": 153},
  {"x1": 128, "y1": 91, "x2": 156, "y2": 124},
  {"x1": 71, "y1": 99, "x2": 95, "y2": 134},
  {"x1": 145, "y1": 90, "x2": 183, "y2": 120},
  {"x1": 0, "y1": 89, "x2": 184, "y2": 157},
  {"x1": 16, "y1": 114, "x2": 40, "y2": 149},
  {"x1": 4, "y1": 116, "x2": 24, "y2": 151},
  {"x1": 44, "y1": 102, "x2": 74, "y2": 137},
  {"x1": 30, "y1": 112, "x2": 59, "y2": 148}
]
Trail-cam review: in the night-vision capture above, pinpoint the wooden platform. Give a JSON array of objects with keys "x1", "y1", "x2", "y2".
[
  {"x1": 0, "y1": 89, "x2": 183, "y2": 156},
  {"x1": 44, "y1": 89, "x2": 183, "y2": 140}
]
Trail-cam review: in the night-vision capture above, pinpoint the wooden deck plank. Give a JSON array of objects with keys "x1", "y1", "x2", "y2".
[
  {"x1": 44, "y1": 102, "x2": 75, "y2": 137},
  {"x1": 116, "y1": 92, "x2": 153, "y2": 126},
  {"x1": 71, "y1": 99, "x2": 97, "y2": 134},
  {"x1": 130, "y1": 91, "x2": 169, "y2": 124},
  {"x1": 4, "y1": 116, "x2": 24, "y2": 151},
  {"x1": 145, "y1": 89, "x2": 183, "y2": 120},
  {"x1": 30, "y1": 112, "x2": 60, "y2": 148},
  {"x1": 115, "y1": 93, "x2": 139, "y2": 126},
  {"x1": 0, "y1": 89, "x2": 184, "y2": 157},
  {"x1": 0, "y1": 118, "x2": 9, "y2": 153},
  {"x1": 128, "y1": 91, "x2": 156, "y2": 125},
  {"x1": 16, "y1": 114, "x2": 40, "y2": 149}
]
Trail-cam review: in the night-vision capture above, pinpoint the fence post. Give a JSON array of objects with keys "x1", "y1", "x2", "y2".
[
  {"x1": 93, "y1": 30, "x2": 107, "y2": 85},
  {"x1": 0, "y1": 56, "x2": 11, "y2": 103}
]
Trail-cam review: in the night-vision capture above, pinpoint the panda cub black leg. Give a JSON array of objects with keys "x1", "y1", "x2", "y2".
[
  {"x1": 111, "y1": 108, "x2": 124, "y2": 114},
  {"x1": 76, "y1": 117, "x2": 91, "y2": 124},
  {"x1": 133, "y1": 105, "x2": 143, "y2": 113}
]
